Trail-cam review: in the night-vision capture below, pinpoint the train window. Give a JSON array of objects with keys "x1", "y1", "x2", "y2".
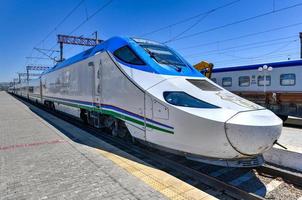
[
  {"x1": 163, "y1": 91, "x2": 219, "y2": 108},
  {"x1": 28, "y1": 87, "x2": 34, "y2": 93},
  {"x1": 97, "y1": 69, "x2": 101, "y2": 79},
  {"x1": 140, "y1": 44, "x2": 186, "y2": 67},
  {"x1": 258, "y1": 75, "x2": 271, "y2": 86},
  {"x1": 113, "y1": 46, "x2": 145, "y2": 65},
  {"x1": 280, "y1": 74, "x2": 296, "y2": 86},
  {"x1": 187, "y1": 79, "x2": 221, "y2": 91},
  {"x1": 239, "y1": 76, "x2": 250, "y2": 87},
  {"x1": 222, "y1": 77, "x2": 232, "y2": 87},
  {"x1": 211, "y1": 78, "x2": 217, "y2": 83},
  {"x1": 97, "y1": 84, "x2": 101, "y2": 94}
]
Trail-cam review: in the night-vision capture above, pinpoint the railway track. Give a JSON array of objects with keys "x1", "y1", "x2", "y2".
[{"x1": 15, "y1": 95, "x2": 302, "y2": 200}]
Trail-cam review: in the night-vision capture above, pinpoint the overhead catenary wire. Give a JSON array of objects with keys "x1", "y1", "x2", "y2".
[
  {"x1": 165, "y1": 2, "x2": 302, "y2": 43},
  {"x1": 164, "y1": 12, "x2": 211, "y2": 43},
  {"x1": 163, "y1": 0, "x2": 240, "y2": 42},
  {"x1": 140, "y1": 0, "x2": 241, "y2": 37},
  {"x1": 34, "y1": 0, "x2": 85, "y2": 49},
  {"x1": 46, "y1": 0, "x2": 113, "y2": 59},
  {"x1": 186, "y1": 39, "x2": 298, "y2": 59},
  {"x1": 178, "y1": 21, "x2": 302, "y2": 50},
  {"x1": 68, "y1": 0, "x2": 113, "y2": 35},
  {"x1": 184, "y1": 35, "x2": 297, "y2": 57},
  {"x1": 27, "y1": 0, "x2": 86, "y2": 66},
  {"x1": 212, "y1": 50, "x2": 299, "y2": 65},
  {"x1": 218, "y1": 40, "x2": 298, "y2": 60}
]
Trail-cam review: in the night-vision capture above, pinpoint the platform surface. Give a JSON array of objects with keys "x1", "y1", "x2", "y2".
[
  {"x1": 0, "y1": 92, "x2": 216, "y2": 200},
  {"x1": 262, "y1": 117, "x2": 302, "y2": 172},
  {"x1": 278, "y1": 126, "x2": 302, "y2": 154}
]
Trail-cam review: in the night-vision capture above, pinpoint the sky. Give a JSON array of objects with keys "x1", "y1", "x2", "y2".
[{"x1": 1, "y1": 0, "x2": 302, "y2": 82}]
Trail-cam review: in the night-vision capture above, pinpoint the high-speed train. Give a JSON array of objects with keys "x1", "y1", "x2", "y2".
[{"x1": 11, "y1": 37, "x2": 282, "y2": 167}]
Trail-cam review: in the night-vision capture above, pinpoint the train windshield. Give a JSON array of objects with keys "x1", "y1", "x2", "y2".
[
  {"x1": 133, "y1": 38, "x2": 187, "y2": 70},
  {"x1": 142, "y1": 44, "x2": 185, "y2": 66}
]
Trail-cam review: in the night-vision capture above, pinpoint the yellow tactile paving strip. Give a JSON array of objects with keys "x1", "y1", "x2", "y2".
[{"x1": 96, "y1": 149, "x2": 217, "y2": 200}]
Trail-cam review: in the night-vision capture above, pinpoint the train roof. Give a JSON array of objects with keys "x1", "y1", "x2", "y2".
[
  {"x1": 41, "y1": 36, "x2": 203, "y2": 78},
  {"x1": 212, "y1": 59, "x2": 302, "y2": 73},
  {"x1": 42, "y1": 36, "x2": 129, "y2": 75}
]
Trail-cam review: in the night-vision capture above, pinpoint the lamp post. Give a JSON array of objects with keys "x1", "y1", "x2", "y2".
[{"x1": 258, "y1": 65, "x2": 273, "y2": 93}]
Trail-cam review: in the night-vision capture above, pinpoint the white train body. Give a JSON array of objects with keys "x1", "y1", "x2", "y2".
[
  {"x1": 13, "y1": 37, "x2": 282, "y2": 167},
  {"x1": 211, "y1": 60, "x2": 302, "y2": 119}
]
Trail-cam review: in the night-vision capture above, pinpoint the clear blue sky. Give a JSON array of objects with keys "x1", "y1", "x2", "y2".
[{"x1": 1, "y1": 0, "x2": 302, "y2": 82}]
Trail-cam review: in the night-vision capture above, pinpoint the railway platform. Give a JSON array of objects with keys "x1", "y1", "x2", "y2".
[
  {"x1": 278, "y1": 125, "x2": 302, "y2": 154},
  {"x1": 0, "y1": 91, "x2": 216, "y2": 200},
  {"x1": 264, "y1": 120, "x2": 302, "y2": 172}
]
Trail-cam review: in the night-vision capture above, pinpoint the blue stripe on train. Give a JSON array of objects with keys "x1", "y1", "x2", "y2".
[{"x1": 43, "y1": 96, "x2": 173, "y2": 130}]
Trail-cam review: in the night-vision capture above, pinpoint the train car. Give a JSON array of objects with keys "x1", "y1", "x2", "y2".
[
  {"x1": 7, "y1": 86, "x2": 14, "y2": 93},
  {"x1": 13, "y1": 82, "x2": 25, "y2": 97},
  {"x1": 211, "y1": 60, "x2": 302, "y2": 121},
  {"x1": 13, "y1": 84, "x2": 19, "y2": 95},
  {"x1": 27, "y1": 78, "x2": 42, "y2": 103},
  {"x1": 19, "y1": 36, "x2": 282, "y2": 167}
]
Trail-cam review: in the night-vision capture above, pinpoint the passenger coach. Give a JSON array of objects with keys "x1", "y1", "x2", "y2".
[{"x1": 211, "y1": 60, "x2": 302, "y2": 121}]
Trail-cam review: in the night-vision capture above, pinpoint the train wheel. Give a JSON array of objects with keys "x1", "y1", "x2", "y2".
[
  {"x1": 110, "y1": 120, "x2": 129, "y2": 138},
  {"x1": 111, "y1": 127, "x2": 118, "y2": 137},
  {"x1": 80, "y1": 109, "x2": 88, "y2": 124},
  {"x1": 50, "y1": 102, "x2": 55, "y2": 111},
  {"x1": 111, "y1": 120, "x2": 118, "y2": 137},
  {"x1": 118, "y1": 128, "x2": 127, "y2": 138},
  {"x1": 131, "y1": 136, "x2": 137, "y2": 144}
]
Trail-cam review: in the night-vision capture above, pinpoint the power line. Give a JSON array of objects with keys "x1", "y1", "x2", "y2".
[
  {"x1": 166, "y1": 2, "x2": 302, "y2": 43},
  {"x1": 47, "y1": 0, "x2": 113, "y2": 59},
  {"x1": 34, "y1": 48, "x2": 58, "y2": 62},
  {"x1": 164, "y1": 13, "x2": 211, "y2": 43},
  {"x1": 219, "y1": 40, "x2": 297, "y2": 59},
  {"x1": 186, "y1": 39, "x2": 298, "y2": 58},
  {"x1": 69, "y1": 0, "x2": 113, "y2": 35},
  {"x1": 178, "y1": 21, "x2": 302, "y2": 50},
  {"x1": 217, "y1": 47, "x2": 297, "y2": 59},
  {"x1": 140, "y1": 0, "x2": 241, "y2": 37},
  {"x1": 184, "y1": 35, "x2": 297, "y2": 57},
  {"x1": 187, "y1": 39, "x2": 298, "y2": 58},
  {"x1": 28, "y1": 0, "x2": 85, "y2": 68},
  {"x1": 34, "y1": 0, "x2": 85, "y2": 48},
  {"x1": 212, "y1": 50, "x2": 299, "y2": 65},
  {"x1": 164, "y1": 0, "x2": 240, "y2": 42}
]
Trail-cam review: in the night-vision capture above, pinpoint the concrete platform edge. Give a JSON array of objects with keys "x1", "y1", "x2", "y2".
[{"x1": 264, "y1": 147, "x2": 302, "y2": 172}]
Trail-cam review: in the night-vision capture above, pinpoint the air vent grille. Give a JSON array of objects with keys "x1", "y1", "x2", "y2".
[{"x1": 187, "y1": 79, "x2": 222, "y2": 91}]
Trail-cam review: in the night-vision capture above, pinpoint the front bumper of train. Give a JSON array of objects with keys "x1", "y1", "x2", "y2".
[
  {"x1": 225, "y1": 109, "x2": 282, "y2": 156},
  {"x1": 186, "y1": 154, "x2": 265, "y2": 167}
]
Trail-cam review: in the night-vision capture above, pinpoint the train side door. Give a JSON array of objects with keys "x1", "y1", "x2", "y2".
[
  {"x1": 94, "y1": 58, "x2": 102, "y2": 107},
  {"x1": 145, "y1": 94, "x2": 153, "y2": 135},
  {"x1": 145, "y1": 94, "x2": 170, "y2": 144},
  {"x1": 99, "y1": 51, "x2": 146, "y2": 140},
  {"x1": 40, "y1": 79, "x2": 43, "y2": 102},
  {"x1": 88, "y1": 54, "x2": 102, "y2": 107}
]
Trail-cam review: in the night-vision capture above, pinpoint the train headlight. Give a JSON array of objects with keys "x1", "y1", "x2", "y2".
[{"x1": 163, "y1": 91, "x2": 219, "y2": 108}]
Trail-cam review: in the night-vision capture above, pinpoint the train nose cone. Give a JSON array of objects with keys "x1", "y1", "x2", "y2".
[{"x1": 225, "y1": 109, "x2": 282, "y2": 155}]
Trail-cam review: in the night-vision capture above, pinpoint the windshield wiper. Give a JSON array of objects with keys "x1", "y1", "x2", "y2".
[
  {"x1": 144, "y1": 48, "x2": 182, "y2": 72},
  {"x1": 144, "y1": 48, "x2": 156, "y2": 59}
]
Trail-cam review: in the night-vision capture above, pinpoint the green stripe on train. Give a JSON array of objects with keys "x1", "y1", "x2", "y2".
[
  {"x1": 43, "y1": 97, "x2": 174, "y2": 134},
  {"x1": 102, "y1": 109, "x2": 173, "y2": 134}
]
